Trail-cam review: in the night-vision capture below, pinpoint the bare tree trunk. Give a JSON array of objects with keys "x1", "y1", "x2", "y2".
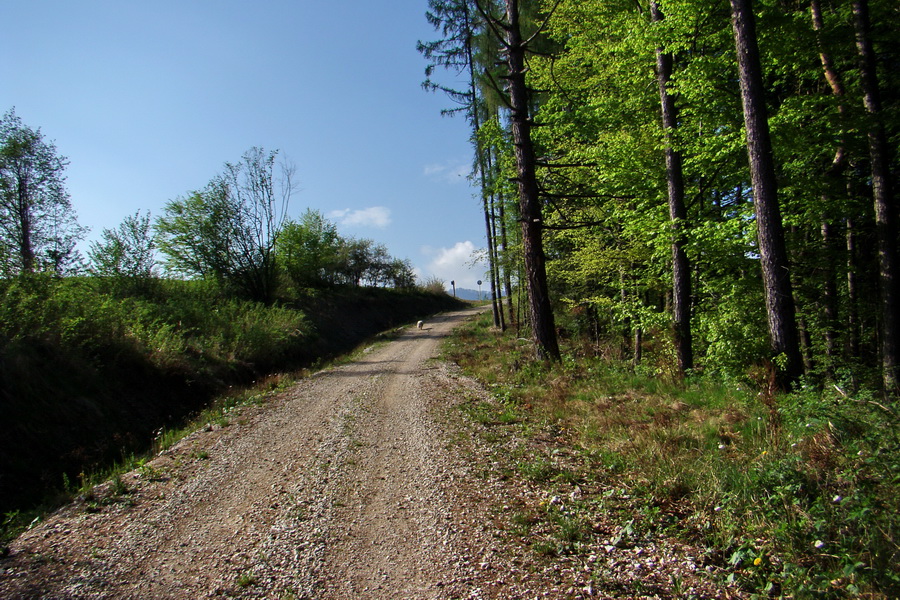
[
  {"x1": 17, "y1": 178, "x2": 35, "y2": 272},
  {"x1": 482, "y1": 191, "x2": 502, "y2": 328},
  {"x1": 651, "y1": 1, "x2": 693, "y2": 375},
  {"x1": 730, "y1": 0, "x2": 804, "y2": 387},
  {"x1": 496, "y1": 163, "x2": 516, "y2": 321},
  {"x1": 504, "y1": 0, "x2": 560, "y2": 360},
  {"x1": 852, "y1": 0, "x2": 899, "y2": 396}
]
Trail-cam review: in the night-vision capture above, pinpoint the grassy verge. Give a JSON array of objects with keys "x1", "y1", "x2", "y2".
[{"x1": 442, "y1": 311, "x2": 900, "y2": 598}]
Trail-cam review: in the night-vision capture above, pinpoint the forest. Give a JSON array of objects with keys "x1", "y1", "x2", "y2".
[
  {"x1": 420, "y1": 0, "x2": 899, "y2": 395},
  {"x1": 420, "y1": 0, "x2": 898, "y2": 596},
  {"x1": 2, "y1": 0, "x2": 898, "y2": 594}
]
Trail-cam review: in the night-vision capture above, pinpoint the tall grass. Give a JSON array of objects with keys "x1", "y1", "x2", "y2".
[{"x1": 443, "y1": 311, "x2": 900, "y2": 598}]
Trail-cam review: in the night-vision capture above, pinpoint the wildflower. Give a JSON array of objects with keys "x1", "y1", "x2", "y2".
[
  {"x1": 714, "y1": 506, "x2": 722, "y2": 512},
  {"x1": 833, "y1": 495, "x2": 843, "y2": 503},
  {"x1": 760, "y1": 450, "x2": 768, "y2": 456},
  {"x1": 814, "y1": 540, "x2": 825, "y2": 549},
  {"x1": 753, "y1": 557, "x2": 762, "y2": 566}
]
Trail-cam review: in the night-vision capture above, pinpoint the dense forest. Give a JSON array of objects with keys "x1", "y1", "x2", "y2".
[
  {"x1": 422, "y1": 1, "x2": 898, "y2": 595},
  {"x1": 420, "y1": 0, "x2": 899, "y2": 396}
]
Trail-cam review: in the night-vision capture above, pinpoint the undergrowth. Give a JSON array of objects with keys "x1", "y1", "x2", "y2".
[{"x1": 443, "y1": 311, "x2": 900, "y2": 598}]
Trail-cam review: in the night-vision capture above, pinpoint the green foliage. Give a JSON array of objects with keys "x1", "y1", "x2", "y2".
[
  {"x1": 87, "y1": 210, "x2": 157, "y2": 293},
  {"x1": 0, "y1": 108, "x2": 86, "y2": 275},
  {"x1": 277, "y1": 210, "x2": 416, "y2": 291},
  {"x1": 468, "y1": 0, "x2": 899, "y2": 385},
  {"x1": 155, "y1": 147, "x2": 290, "y2": 303},
  {"x1": 279, "y1": 209, "x2": 343, "y2": 289}
]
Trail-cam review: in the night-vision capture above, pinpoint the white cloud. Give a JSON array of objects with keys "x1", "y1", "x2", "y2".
[
  {"x1": 327, "y1": 206, "x2": 392, "y2": 229},
  {"x1": 423, "y1": 159, "x2": 470, "y2": 183},
  {"x1": 420, "y1": 241, "x2": 488, "y2": 290}
]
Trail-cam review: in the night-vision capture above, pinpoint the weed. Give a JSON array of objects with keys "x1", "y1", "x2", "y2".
[{"x1": 517, "y1": 458, "x2": 555, "y2": 483}]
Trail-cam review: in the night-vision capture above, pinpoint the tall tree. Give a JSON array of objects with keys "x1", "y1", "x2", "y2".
[
  {"x1": 650, "y1": 0, "x2": 693, "y2": 374},
  {"x1": 729, "y1": 0, "x2": 804, "y2": 386},
  {"x1": 476, "y1": 0, "x2": 561, "y2": 360},
  {"x1": 0, "y1": 108, "x2": 85, "y2": 275},
  {"x1": 420, "y1": 0, "x2": 506, "y2": 329},
  {"x1": 851, "y1": 0, "x2": 899, "y2": 396}
]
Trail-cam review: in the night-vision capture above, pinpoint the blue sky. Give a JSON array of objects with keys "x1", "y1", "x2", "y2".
[{"x1": 2, "y1": 1, "x2": 490, "y2": 289}]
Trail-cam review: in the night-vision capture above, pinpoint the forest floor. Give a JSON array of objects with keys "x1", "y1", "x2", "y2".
[{"x1": 0, "y1": 306, "x2": 742, "y2": 599}]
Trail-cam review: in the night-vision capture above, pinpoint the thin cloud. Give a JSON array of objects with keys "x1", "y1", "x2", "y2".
[
  {"x1": 423, "y1": 160, "x2": 470, "y2": 183},
  {"x1": 328, "y1": 206, "x2": 392, "y2": 229}
]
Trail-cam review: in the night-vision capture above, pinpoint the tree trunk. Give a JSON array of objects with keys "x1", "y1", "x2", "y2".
[
  {"x1": 811, "y1": 0, "x2": 846, "y2": 374},
  {"x1": 489, "y1": 190, "x2": 507, "y2": 330},
  {"x1": 482, "y1": 192, "x2": 502, "y2": 328},
  {"x1": 852, "y1": 0, "x2": 899, "y2": 396},
  {"x1": 505, "y1": 0, "x2": 560, "y2": 360},
  {"x1": 846, "y1": 217, "x2": 860, "y2": 359},
  {"x1": 495, "y1": 160, "x2": 516, "y2": 321},
  {"x1": 16, "y1": 177, "x2": 35, "y2": 272},
  {"x1": 463, "y1": 1, "x2": 504, "y2": 331},
  {"x1": 729, "y1": 0, "x2": 804, "y2": 387},
  {"x1": 821, "y1": 221, "x2": 839, "y2": 369},
  {"x1": 651, "y1": 1, "x2": 693, "y2": 375}
]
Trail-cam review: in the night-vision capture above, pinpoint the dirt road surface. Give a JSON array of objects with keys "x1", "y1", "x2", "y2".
[{"x1": 1, "y1": 306, "x2": 733, "y2": 599}]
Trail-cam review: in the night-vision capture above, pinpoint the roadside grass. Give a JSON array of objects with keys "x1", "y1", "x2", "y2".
[{"x1": 443, "y1": 311, "x2": 900, "y2": 598}]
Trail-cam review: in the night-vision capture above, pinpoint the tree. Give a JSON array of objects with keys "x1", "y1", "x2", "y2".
[
  {"x1": 729, "y1": 0, "x2": 804, "y2": 386},
  {"x1": 650, "y1": 0, "x2": 693, "y2": 375},
  {"x1": 851, "y1": 0, "x2": 899, "y2": 396},
  {"x1": 88, "y1": 210, "x2": 156, "y2": 290},
  {"x1": 0, "y1": 108, "x2": 86, "y2": 275},
  {"x1": 156, "y1": 147, "x2": 293, "y2": 303},
  {"x1": 475, "y1": 0, "x2": 561, "y2": 360},
  {"x1": 279, "y1": 209, "x2": 343, "y2": 289},
  {"x1": 420, "y1": 0, "x2": 507, "y2": 330}
]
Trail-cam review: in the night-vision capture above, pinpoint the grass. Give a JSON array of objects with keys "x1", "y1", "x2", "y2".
[{"x1": 443, "y1": 310, "x2": 900, "y2": 598}]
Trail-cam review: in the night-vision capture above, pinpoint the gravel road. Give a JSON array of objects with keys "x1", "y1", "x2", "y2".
[{"x1": 1, "y1": 306, "x2": 735, "y2": 599}]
